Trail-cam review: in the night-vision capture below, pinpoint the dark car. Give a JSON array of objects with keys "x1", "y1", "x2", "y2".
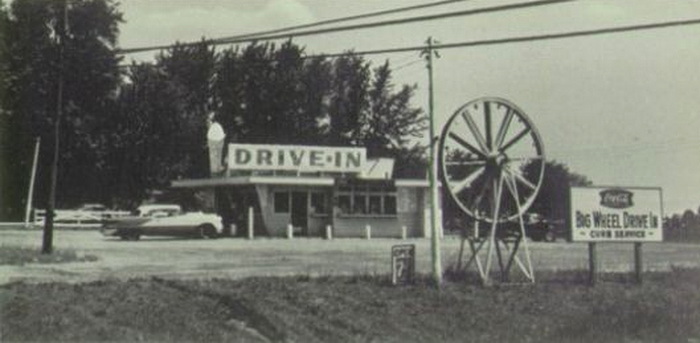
[{"x1": 472, "y1": 214, "x2": 563, "y2": 242}]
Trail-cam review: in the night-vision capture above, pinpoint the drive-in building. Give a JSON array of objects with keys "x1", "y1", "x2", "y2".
[{"x1": 170, "y1": 123, "x2": 441, "y2": 238}]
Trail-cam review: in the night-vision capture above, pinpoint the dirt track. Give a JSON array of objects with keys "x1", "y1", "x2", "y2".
[{"x1": 2, "y1": 229, "x2": 700, "y2": 285}]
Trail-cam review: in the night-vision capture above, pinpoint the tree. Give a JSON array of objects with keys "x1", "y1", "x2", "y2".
[
  {"x1": 105, "y1": 62, "x2": 188, "y2": 207},
  {"x1": 214, "y1": 45, "x2": 427, "y2": 167},
  {"x1": 156, "y1": 41, "x2": 216, "y2": 179},
  {"x1": 362, "y1": 60, "x2": 427, "y2": 178},
  {"x1": 0, "y1": 0, "x2": 122, "y2": 219},
  {"x1": 102, "y1": 42, "x2": 217, "y2": 208},
  {"x1": 681, "y1": 209, "x2": 695, "y2": 230},
  {"x1": 524, "y1": 160, "x2": 592, "y2": 222},
  {"x1": 0, "y1": 0, "x2": 13, "y2": 219},
  {"x1": 363, "y1": 60, "x2": 426, "y2": 158},
  {"x1": 326, "y1": 53, "x2": 370, "y2": 147},
  {"x1": 297, "y1": 55, "x2": 332, "y2": 144}
]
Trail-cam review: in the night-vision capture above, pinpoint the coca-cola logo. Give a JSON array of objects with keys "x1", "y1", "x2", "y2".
[{"x1": 599, "y1": 189, "x2": 634, "y2": 209}]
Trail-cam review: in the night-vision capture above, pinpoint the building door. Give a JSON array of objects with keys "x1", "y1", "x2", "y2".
[{"x1": 291, "y1": 192, "x2": 308, "y2": 235}]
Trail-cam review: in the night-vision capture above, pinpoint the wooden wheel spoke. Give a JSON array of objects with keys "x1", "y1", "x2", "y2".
[
  {"x1": 445, "y1": 160, "x2": 487, "y2": 166},
  {"x1": 470, "y1": 173, "x2": 491, "y2": 215},
  {"x1": 450, "y1": 166, "x2": 485, "y2": 195},
  {"x1": 507, "y1": 155, "x2": 544, "y2": 163},
  {"x1": 484, "y1": 101, "x2": 492, "y2": 150},
  {"x1": 461, "y1": 110, "x2": 489, "y2": 154},
  {"x1": 494, "y1": 108, "x2": 514, "y2": 149},
  {"x1": 499, "y1": 126, "x2": 531, "y2": 153},
  {"x1": 503, "y1": 172, "x2": 521, "y2": 207},
  {"x1": 504, "y1": 167, "x2": 536, "y2": 191},
  {"x1": 448, "y1": 132, "x2": 487, "y2": 160}
]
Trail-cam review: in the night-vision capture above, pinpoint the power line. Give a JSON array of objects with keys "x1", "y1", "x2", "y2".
[
  {"x1": 307, "y1": 17, "x2": 700, "y2": 58},
  {"x1": 116, "y1": 0, "x2": 575, "y2": 55},
  {"x1": 394, "y1": 58, "x2": 424, "y2": 71},
  {"x1": 117, "y1": 16, "x2": 700, "y2": 70},
  {"x1": 215, "y1": 0, "x2": 474, "y2": 42}
]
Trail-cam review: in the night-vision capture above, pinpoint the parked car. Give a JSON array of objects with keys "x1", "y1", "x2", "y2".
[
  {"x1": 132, "y1": 204, "x2": 183, "y2": 218},
  {"x1": 76, "y1": 203, "x2": 108, "y2": 212},
  {"x1": 101, "y1": 204, "x2": 223, "y2": 241},
  {"x1": 53, "y1": 211, "x2": 103, "y2": 225}
]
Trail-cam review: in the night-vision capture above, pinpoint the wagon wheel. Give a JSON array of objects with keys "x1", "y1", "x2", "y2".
[{"x1": 439, "y1": 97, "x2": 545, "y2": 224}]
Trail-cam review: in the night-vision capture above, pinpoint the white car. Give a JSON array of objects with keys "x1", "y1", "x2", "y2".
[{"x1": 101, "y1": 204, "x2": 223, "y2": 241}]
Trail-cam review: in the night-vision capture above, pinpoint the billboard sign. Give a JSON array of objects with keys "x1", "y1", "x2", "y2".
[
  {"x1": 227, "y1": 144, "x2": 366, "y2": 173},
  {"x1": 570, "y1": 186, "x2": 663, "y2": 242}
]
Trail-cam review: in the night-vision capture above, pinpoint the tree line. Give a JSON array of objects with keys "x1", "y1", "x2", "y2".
[{"x1": 664, "y1": 207, "x2": 700, "y2": 241}]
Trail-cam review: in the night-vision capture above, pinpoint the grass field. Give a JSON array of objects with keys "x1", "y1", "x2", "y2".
[
  {"x1": 1, "y1": 268, "x2": 699, "y2": 342},
  {"x1": 0, "y1": 245, "x2": 98, "y2": 266}
]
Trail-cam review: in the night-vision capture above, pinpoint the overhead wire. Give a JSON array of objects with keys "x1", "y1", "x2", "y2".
[
  {"x1": 117, "y1": 16, "x2": 700, "y2": 70},
  {"x1": 214, "y1": 0, "x2": 475, "y2": 42},
  {"x1": 393, "y1": 59, "x2": 424, "y2": 72},
  {"x1": 305, "y1": 17, "x2": 700, "y2": 58},
  {"x1": 116, "y1": 0, "x2": 576, "y2": 55}
]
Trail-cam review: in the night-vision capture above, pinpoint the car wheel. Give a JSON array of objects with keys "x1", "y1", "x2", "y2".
[
  {"x1": 198, "y1": 224, "x2": 218, "y2": 239},
  {"x1": 121, "y1": 230, "x2": 141, "y2": 241}
]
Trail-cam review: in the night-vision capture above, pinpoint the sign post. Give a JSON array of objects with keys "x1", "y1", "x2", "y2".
[
  {"x1": 391, "y1": 244, "x2": 416, "y2": 286},
  {"x1": 570, "y1": 186, "x2": 663, "y2": 284},
  {"x1": 588, "y1": 242, "x2": 597, "y2": 285},
  {"x1": 634, "y1": 242, "x2": 643, "y2": 284}
]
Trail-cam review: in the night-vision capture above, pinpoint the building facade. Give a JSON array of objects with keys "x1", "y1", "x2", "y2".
[{"x1": 170, "y1": 123, "x2": 441, "y2": 238}]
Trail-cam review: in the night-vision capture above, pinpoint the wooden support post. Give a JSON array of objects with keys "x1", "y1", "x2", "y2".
[
  {"x1": 588, "y1": 242, "x2": 598, "y2": 286},
  {"x1": 247, "y1": 206, "x2": 254, "y2": 240},
  {"x1": 457, "y1": 236, "x2": 466, "y2": 272},
  {"x1": 365, "y1": 225, "x2": 371, "y2": 240},
  {"x1": 495, "y1": 239, "x2": 506, "y2": 281},
  {"x1": 24, "y1": 137, "x2": 40, "y2": 229},
  {"x1": 634, "y1": 242, "x2": 643, "y2": 284},
  {"x1": 287, "y1": 224, "x2": 293, "y2": 239}
]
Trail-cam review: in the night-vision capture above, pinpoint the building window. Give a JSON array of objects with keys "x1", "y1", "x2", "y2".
[
  {"x1": 384, "y1": 195, "x2": 397, "y2": 215},
  {"x1": 353, "y1": 195, "x2": 367, "y2": 214},
  {"x1": 336, "y1": 183, "x2": 397, "y2": 216},
  {"x1": 338, "y1": 195, "x2": 351, "y2": 214},
  {"x1": 310, "y1": 193, "x2": 327, "y2": 214},
  {"x1": 274, "y1": 192, "x2": 289, "y2": 213},
  {"x1": 369, "y1": 196, "x2": 382, "y2": 214}
]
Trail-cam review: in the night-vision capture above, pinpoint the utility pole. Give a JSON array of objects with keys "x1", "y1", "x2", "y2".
[
  {"x1": 43, "y1": 0, "x2": 68, "y2": 254},
  {"x1": 422, "y1": 36, "x2": 442, "y2": 286}
]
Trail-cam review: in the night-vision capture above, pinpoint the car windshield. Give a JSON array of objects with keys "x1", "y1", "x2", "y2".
[
  {"x1": 147, "y1": 209, "x2": 180, "y2": 217},
  {"x1": 134, "y1": 205, "x2": 182, "y2": 217}
]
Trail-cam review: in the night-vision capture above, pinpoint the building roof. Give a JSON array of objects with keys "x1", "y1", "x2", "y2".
[{"x1": 171, "y1": 175, "x2": 430, "y2": 188}]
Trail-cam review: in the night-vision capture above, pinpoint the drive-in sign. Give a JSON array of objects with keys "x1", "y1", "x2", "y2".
[
  {"x1": 570, "y1": 186, "x2": 663, "y2": 242},
  {"x1": 227, "y1": 144, "x2": 366, "y2": 173}
]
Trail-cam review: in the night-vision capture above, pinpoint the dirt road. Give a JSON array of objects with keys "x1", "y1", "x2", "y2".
[{"x1": 2, "y1": 229, "x2": 699, "y2": 285}]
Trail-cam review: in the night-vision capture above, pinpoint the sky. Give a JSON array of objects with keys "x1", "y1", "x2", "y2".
[{"x1": 116, "y1": 0, "x2": 700, "y2": 215}]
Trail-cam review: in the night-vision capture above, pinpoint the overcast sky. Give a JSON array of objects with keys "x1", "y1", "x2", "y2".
[{"x1": 117, "y1": 0, "x2": 700, "y2": 215}]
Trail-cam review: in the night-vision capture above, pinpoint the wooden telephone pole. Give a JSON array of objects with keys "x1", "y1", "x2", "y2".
[
  {"x1": 422, "y1": 37, "x2": 442, "y2": 286},
  {"x1": 43, "y1": 0, "x2": 68, "y2": 254}
]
